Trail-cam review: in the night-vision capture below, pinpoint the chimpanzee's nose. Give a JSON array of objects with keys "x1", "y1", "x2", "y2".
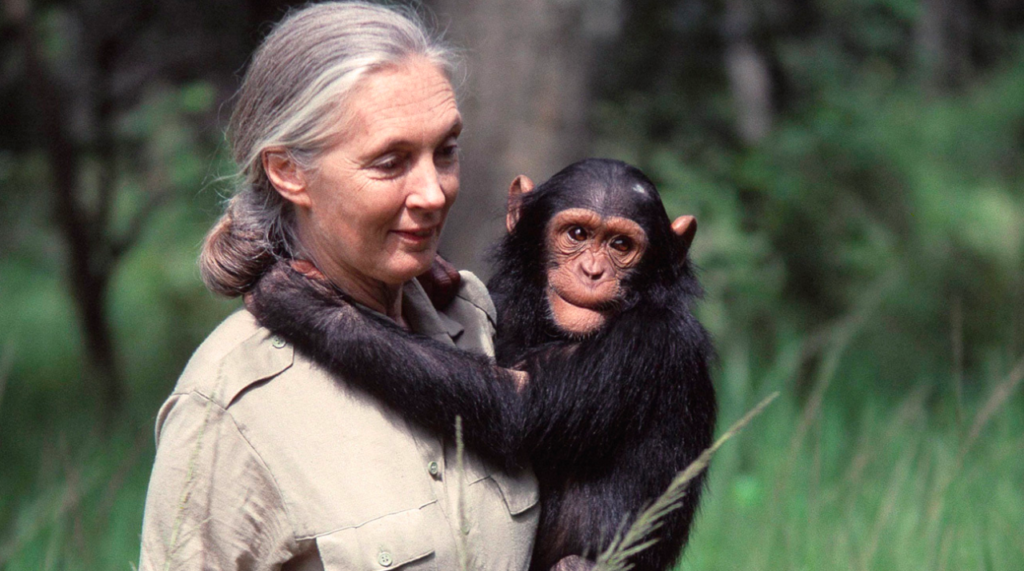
[{"x1": 580, "y1": 256, "x2": 606, "y2": 280}]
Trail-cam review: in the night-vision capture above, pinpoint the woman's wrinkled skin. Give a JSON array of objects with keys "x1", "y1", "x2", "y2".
[{"x1": 263, "y1": 56, "x2": 463, "y2": 324}]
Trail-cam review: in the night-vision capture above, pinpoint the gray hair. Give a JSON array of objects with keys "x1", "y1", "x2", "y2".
[{"x1": 200, "y1": 1, "x2": 460, "y2": 297}]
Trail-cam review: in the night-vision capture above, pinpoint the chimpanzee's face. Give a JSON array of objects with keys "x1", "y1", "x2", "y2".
[{"x1": 543, "y1": 207, "x2": 647, "y2": 334}]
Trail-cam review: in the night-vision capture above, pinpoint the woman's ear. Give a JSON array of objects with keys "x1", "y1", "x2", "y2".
[{"x1": 263, "y1": 149, "x2": 311, "y2": 208}]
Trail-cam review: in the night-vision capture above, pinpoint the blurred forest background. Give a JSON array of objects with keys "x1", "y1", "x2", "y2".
[{"x1": 1, "y1": 0, "x2": 1023, "y2": 569}]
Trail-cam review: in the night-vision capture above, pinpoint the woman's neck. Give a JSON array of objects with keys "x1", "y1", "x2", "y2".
[
  {"x1": 326, "y1": 267, "x2": 404, "y2": 323},
  {"x1": 291, "y1": 214, "x2": 408, "y2": 325},
  {"x1": 292, "y1": 253, "x2": 405, "y2": 326}
]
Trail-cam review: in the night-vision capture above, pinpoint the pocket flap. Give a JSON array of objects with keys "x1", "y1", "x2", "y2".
[
  {"x1": 317, "y1": 507, "x2": 435, "y2": 569},
  {"x1": 488, "y1": 469, "x2": 540, "y2": 516}
]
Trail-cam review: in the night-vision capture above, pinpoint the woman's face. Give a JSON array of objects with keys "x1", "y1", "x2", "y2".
[{"x1": 291, "y1": 57, "x2": 462, "y2": 288}]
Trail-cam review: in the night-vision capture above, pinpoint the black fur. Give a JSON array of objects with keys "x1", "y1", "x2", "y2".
[
  {"x1": 490, "y1": 159, "x2": 715, "y2": 570},
  {"x1": 247, "y1": 270, "x2": 525, "y2": 468},
  {"x1": 247, "y1": 158, "x2": 716, "y2": 571}
]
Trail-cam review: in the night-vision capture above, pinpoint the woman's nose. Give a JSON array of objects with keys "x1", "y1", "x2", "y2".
[{"x1": 406, "y1": 159, "x2": 448, "y2": 211}]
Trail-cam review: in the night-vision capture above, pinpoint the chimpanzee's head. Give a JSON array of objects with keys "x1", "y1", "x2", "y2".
[{"x1": 503, "y1": 159, "x2": 694, "y2": 336}]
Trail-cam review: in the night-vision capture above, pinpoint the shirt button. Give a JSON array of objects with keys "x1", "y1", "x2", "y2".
[
  {"x1": 427, "y1": 461, "x2": 440, "y2": 477},
  {"x1": 377, "y1": 550, "x2": 394, "y2": 567},
  {"x1": 270, "y1": 335, "x2": 286, "y2": 349}
]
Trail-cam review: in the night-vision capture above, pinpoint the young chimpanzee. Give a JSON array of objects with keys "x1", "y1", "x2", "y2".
[{"x1": 247, "y1": 159, "x2": 716, "y2": 571}]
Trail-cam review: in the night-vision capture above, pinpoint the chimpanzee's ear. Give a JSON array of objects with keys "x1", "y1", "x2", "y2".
[
  {"x1": 671, "y1": 215, "x2": 697, "y2": 258},
  {"x1": 506, "y1": 175, "x2": 535, "y2": 233}
]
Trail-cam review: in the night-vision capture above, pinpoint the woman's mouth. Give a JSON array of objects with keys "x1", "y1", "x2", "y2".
[{"x1": 392, "y1": 226, "x2": 437, "y2": 244}]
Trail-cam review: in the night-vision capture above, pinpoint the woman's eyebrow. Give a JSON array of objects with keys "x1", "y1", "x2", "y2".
[
  {"x1": 370, "y1": 116, "x2": 464, "y2": 153},
  {"x1": 448, "y1": 117, "x2": 464, "y2": 138}
]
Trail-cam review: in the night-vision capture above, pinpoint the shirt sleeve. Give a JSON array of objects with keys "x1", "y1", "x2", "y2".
[{"x1": 138, "y1": 391, "x2": 298, "y2": 571}]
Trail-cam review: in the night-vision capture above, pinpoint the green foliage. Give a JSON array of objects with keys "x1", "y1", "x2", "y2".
[
  {"x1": 0, "y1": 345, "x2": 1019, "y2": 569},
  {"x1": 599, "y1": 33, "x2": 1024, "y2": 395},
  {"x1": 585, "y1": 9, "x2": 1024, "y2": 565},
  {"x1": 679, "y1": 358, "x2": 1024, "y2": 571},
  {"x1": 0, "y1": 76, "x2": 239, "y2": 566},
  {"x1": 0, "y1": 424, "x2": 155, "y2": 570},
  {"x1": 2, "y1": 0, "x2": 1022, "y2": 567}
]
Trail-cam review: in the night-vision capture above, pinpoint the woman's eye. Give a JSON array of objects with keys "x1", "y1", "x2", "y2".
[
  {"x1": 568, "y1": 226, "x2": 588, "y2": 241},
  {"x1": 610, "y1": 237, "x2": 632, "y2": 252},
  {"x1": 372, "y1": 154, "x2": 405, "y2": 175},
  {"x1": 436, "y1": 143, "x2": 459, "y2": 166}
]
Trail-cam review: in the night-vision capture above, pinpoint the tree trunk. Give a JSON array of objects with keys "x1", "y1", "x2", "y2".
[
  {"x1": 916, "y1": 0, "x2": 973, "y2": 93},
  {"x1": 431, "y1": 0, "x2": 600, "y2": 275},
  {"x1": 723, "y1": 0, "x2": 773, "y2": 146},
  {"x1": 9, "y1": 0, "x2": 126, "y2": 423},
  {"x1": 71, "y1": 271, "x2": 125, "y2": 415}
]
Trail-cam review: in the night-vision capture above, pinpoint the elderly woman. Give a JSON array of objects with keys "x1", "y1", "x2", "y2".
[{"x1": 138, "y1": 3, "x2": 539, "y2": 569}]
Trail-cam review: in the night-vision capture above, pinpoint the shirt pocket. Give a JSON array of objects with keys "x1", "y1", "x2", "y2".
[
  {"x1": 316, "y1": 507, "x2": 438, "y2": 570},
  {"x1": 486, "y1": 470, "x2": 540, "y2": 516},
  {"x1": 461, "y1": 456, "x2": 539, "y2": 519},
  {"x1": 459, "y1": 470, "x2": 540, "y2": 571}
]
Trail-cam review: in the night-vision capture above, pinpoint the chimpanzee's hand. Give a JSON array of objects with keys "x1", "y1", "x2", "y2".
[
  {"x1": 290, "y1": 259, "x2": 326, "y2": 280},
  {"x1": 416, "y1": 254, "x2": 461, "y2": 309},
  {"x1": 550, "y1": 555, "x2": 595, "y2": 571},
  {"x1": 510, "y1": 369, "x2": 529, "y2": 392}
]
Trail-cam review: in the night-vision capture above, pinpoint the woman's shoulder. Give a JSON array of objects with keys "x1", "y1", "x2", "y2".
[
  {"x1": 451, "y1": 270, "x2": 497, "y2": 325},
  {"x1": 171, "y1": 308, "x2": 295, "y2": 408},
  {"x1": 418, "y1": 270, "x2": 496, "y2": 357}
]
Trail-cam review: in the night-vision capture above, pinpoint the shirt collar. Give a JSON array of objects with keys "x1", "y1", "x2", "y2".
[{"x1": 402, "y1": 279, "x2": 464, "y2": 347}]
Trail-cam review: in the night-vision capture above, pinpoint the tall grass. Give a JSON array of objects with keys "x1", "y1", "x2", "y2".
[
  {"x1": 597, "y1": 392, "x2": 780, "y2": 571},
  {"x1": 675, "y1": 355, "x2": 1024, "y2": 571},
  {"x1": 0, "y1": 352, "x2": 1020, "y2": 570},
  {"x1": 0, "y1": 425, "x2": 151, "y2": 571}
]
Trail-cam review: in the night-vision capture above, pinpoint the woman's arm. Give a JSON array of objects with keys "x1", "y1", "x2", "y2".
[{"x1": 139, "y1": 392, "x2": 298, "y2": 569}]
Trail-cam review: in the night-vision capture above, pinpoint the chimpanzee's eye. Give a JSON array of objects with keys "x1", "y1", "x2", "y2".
[
  {"x1": 568, "y1": 226, "x2": 588, "y2": 241},
  {"x1": 610, "y1": 237, "x2": 632, "y2": 252}
]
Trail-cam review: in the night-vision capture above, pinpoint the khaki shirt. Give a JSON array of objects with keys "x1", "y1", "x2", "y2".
[{"x1": 139, "y1": 273, "x2": 539, "y2": 570}]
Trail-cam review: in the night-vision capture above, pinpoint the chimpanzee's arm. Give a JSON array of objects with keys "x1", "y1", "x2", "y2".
[
  {"x1": 523, "y1": 302, "x2": 714, "y2": 468},
  {"x1": 248, "y1": 262, "x2": 525, "y2": 469}
]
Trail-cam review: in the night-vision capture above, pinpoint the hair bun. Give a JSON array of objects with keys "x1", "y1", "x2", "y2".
[{"x1": 199, "y1": 195, "x2": 277, "y2": 297}]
